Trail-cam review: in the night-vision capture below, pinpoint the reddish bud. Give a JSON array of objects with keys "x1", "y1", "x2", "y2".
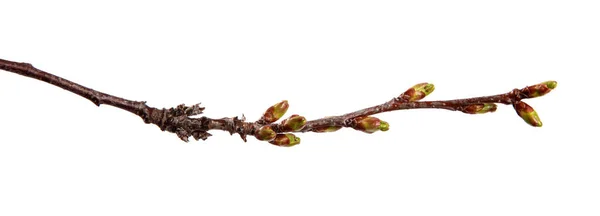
[
  {"x1": 398, "y1": 83, "x2": 435, "y2": 102},
  {"x1": 513, "y1": 101, "x2": 543, "y2": 127},
  {"x1": 461, "y1": 103, "x2": 497, "y2": 114},
  {"x1": 352, "y1": 116, "x2": 388, "y2": 134},
  {"x1": 280, "y1": 114, "x2": 307, "y2": 132},
  {"x1": 523, "y1": 81, "x2": 557, "y2": 98},
  {"x1": 269, "y1": 133, "x2": 301, "y2": 147},
  {"x1": 255, "y1": 125, "x2": 276, "y2": 141},
  {"x1": 259, "y1": 100, "x2": 289, "y2": 123}
]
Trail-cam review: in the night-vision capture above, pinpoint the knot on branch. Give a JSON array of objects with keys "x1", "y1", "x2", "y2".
[
  {"x1": 221, "y1": 115, "x2": 249, "y2": 142},
  {"x1": 510, "y1": 88, "x2": 523, "y2": 103},
  {"x1": 175, "y1": 128, "x2": 212, "y2": 142},
  {"x1": 145, "y1": 103, "x2": 211, "y2": 142}
]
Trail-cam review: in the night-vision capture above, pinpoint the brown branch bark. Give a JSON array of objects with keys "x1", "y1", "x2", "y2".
[{"x1": 0, "y1": 58, "x2": 556, "y2": 146}]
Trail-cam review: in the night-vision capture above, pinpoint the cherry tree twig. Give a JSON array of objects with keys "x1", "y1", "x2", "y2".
[{"x1": 0, "y1": 58, "x2": 557, "y2": 146}]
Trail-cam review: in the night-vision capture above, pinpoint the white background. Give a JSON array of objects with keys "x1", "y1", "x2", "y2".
[{"x1": 0, "y1": 1, "x2": 597, "y2": 215}]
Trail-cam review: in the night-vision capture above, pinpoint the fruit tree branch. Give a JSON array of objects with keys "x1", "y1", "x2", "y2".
[{"x1": 0, "y1": 58, "x2": 556, "y2": 146}]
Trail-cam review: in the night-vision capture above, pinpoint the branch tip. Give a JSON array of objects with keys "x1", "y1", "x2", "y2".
[{"x1": 522, "y1": 80, "x2": 558, "y2": 98}]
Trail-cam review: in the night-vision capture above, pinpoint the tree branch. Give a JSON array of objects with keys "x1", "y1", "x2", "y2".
[{"x1": 0, "y1": 58, "x2": 557, "y2": 146}]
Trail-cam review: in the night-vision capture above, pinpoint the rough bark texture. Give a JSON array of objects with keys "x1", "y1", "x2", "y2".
[{"x1": 0, "y1": 58, "x2": 555, "y2": 145}]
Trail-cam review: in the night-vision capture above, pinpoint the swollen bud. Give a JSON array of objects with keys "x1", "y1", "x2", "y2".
[
  {"x1": 398, "y1": 83, "x2": 435, "y2": 102},
  {"x1": 255, "y1": 126, "x2": 276, "y2": 141},
  {"x1": 269, "y1": 133, "x2": 301, "y2": 147},
  {"x1": 351, "y1": 116, "x2": 389, "y2": 134},
  {"x1": 523, "y1": 81, "x2": 558, "y2": 98},
  {"x1": 312, "y1": 125, "x2": 342, "y2": 133},
  {"x1": 280, "y1": 114, "x2": 307, "y2": 132},
  {"x1": 461, "y1": 103, "x2": 497, "y2": 114},
  {"x1": 513, "y1": 101, "x2": 543, "y2": 127},
  {"x1": 259, "y1": 100, "x2": 289, "y2": 123}
]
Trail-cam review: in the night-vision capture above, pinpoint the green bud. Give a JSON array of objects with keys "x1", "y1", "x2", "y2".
[
  {"x1": 312, "y1": 125, "x2": 342, "y2": 133},
  {"x1": 524, "y1": 81, "x2": 557, "y2": 98},
  {"x1": 255, "y1": 125, "x2": 276, "y2": 141},
  {"x1": 399, "y1": 83, "x2": 435, "y2": 102},
  {"x1": 352, "y1": 116, "x2": 386, "y2": 134},
  {"x1": 379, "y1": 120, "x2": 390, "y2": 131},
  {"x1": 269, "y1": 133, "x2": 301, "y2": 147},
  {"x1": 280, "y1": 114, "x2": 307, "y2": 132},
  {"x1": 513, "y1": 101, "x2": 543, "y2": 127},
  {"x1": 546, "y1": 80, "x2": 558, "y2": 89},
  {"x1": 461, "y1": 103, "x2": 497, "y2": 114},
  {"x1": 259, "y1": 100, "x2": 289, "y2": 123}
]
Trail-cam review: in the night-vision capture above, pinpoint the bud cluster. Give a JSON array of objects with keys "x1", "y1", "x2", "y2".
[{"x1": 255, "y1": 100, "x2": 306, "y2": 147}]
